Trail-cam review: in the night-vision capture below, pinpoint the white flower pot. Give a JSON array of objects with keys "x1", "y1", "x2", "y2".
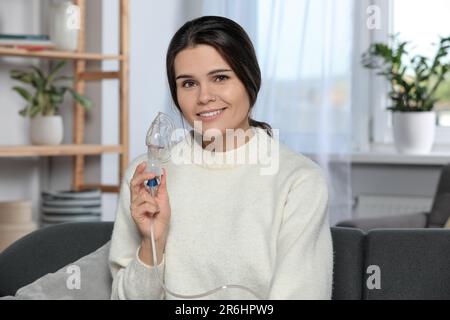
[
  {"x1": 392, "y1": 111, "x2": 436, "y2": 154},
  {"x1": 49, "y1": 0, "x2": 80, "y2": 51},
  {"x1": 30, "y1": 115, "x2": 64, "y2": 145}
]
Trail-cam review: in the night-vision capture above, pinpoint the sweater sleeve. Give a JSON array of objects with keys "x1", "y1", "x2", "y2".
[
  {"x1": 268, "y1": 168, "x2": 333, "y2": 300},
  {"x1": 108, "y1": 160, "x2": 166, "y2": 300}
]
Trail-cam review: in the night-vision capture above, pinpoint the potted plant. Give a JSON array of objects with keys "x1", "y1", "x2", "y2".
[
  {"x1": 10, "y1": 60, "x2": 92, "y2": 145},
  {"x1": 362, "y1": 35, "x2": 450, "y2": 154}
]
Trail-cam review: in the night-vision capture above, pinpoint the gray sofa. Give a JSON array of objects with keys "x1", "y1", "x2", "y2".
[{"x1": 0, "y1": 222, "x2": 449, "y2": 300}]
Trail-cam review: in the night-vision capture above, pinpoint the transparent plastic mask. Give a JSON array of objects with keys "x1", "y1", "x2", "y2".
[{"x1": 145, "y1": 112, "x2": 175, "y2": 192}]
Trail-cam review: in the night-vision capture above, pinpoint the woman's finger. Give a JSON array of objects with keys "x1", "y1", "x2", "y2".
[
  {"x1": 130, "y1": 171, "x2": 157, "y2": 194},
  {"x1": 130, "y1": 162, "x2": 146, "y2": 199},
  {"x1": 132, "y1": 203, "x2": 153, "y2": 219},
  {"x1": 132, "y1": 162, "x2": 146, "y2": 180},
  {"x1": 157, "y1": 168, "x2": 168, "y2": 196},
  {"x1": 131, "y1": 189, "x2": 157, "y2": 207},
  {"x1": 135, "y1": 202, "x2": 160, "y2": 217}
]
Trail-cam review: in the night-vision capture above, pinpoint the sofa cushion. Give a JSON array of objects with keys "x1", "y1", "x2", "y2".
[
  {"x1": 331, "y1": 227, "x2": 365, "y2": 300},
  {"x1": 363, "y1": 229, "x2": 450, "y2": 300},
  {"x1": 7, "y1": 242, "x2": 111, "y2": 300}
]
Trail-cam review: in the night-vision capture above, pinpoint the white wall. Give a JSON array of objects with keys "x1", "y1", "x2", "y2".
[{"x1": 128, "y1": 0, "x2": 201, "y2": 161}]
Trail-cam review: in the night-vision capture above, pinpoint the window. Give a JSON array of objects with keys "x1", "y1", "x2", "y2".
[
  {"x1": 392, "y1": 0, "x2": 450, "y2": 128},
  {"x1": 367, "y1": 0, "x2": 450, "y2": 146},
  {"x1": 255, "y1": 0, "x2": 354, "y2": 153}
]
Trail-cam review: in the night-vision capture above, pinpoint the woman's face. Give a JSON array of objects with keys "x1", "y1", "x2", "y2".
[{"x1": 174, "y1": 44, "x2": 251, "y2": 136}]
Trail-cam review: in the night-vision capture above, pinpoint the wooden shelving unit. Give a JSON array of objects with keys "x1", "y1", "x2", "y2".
[
  {"x1": 0, "y1": 0, "x2": 129, "y2": 194},
  {"x1": 0, "y1": 145, "x2": 123, "y2": 157},
  {"x1": 0, "y1": 47, "x2": 123, "y2": 61}
]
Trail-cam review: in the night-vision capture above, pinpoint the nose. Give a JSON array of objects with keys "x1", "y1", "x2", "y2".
[{"x1": 197, "y1": 83, "x2": 216, "y2": 105}]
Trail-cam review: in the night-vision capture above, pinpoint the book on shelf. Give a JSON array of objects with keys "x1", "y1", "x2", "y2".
[
  {"x1": 0, "y1": 34, "x2": 55, "y2": 50},
  {"x1": 0, "y1": 34, "x2": 50, "y2": 40}
]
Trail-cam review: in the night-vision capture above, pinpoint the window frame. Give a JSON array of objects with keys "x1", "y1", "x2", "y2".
[{"x1": 353, "y1": 0, "x2": 450, "y2": 150}]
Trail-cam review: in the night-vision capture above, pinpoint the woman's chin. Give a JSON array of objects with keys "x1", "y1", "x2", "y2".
[{"x1": 192, "y1": 121, "x2": 226, "y2": 135}]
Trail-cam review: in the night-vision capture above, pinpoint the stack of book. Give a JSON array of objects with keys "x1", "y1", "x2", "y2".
[
  {"x1": 41, "y1": 189, "x2": 102, "y2": 228},
  {"x1": 0, "y1": 34, "x2": 55, "y2": 50}
]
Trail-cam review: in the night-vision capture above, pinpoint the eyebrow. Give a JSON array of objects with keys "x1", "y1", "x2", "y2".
[{"x1": 175, "y1": 69, "x2": 232, "y2": 81}]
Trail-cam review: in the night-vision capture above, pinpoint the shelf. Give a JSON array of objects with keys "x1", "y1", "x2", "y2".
[
  {"x1": 351, "y1": 144, "x2": 450, "y2": 166},
  {"x1": 0, "y1": 0, "x2": 129, "y2": 194},
  {"x1": 351, "y1": 152, "x2": 450, "y2": 166},
  {"x1": 0, "y1": 144, "x2": 124, "y2": 157},
  {"x1": 0, "y1": 47, "x2": 123, "y2": 61}
]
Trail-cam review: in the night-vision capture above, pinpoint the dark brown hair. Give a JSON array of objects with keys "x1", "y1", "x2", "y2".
[{"x1": 166, "y1": 15, "x2": 272, "y2": 136}]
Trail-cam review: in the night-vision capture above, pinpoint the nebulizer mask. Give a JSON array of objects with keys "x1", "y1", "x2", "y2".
[{"x1": 145, "y1": 112, "x2": 264, "y2": 300}]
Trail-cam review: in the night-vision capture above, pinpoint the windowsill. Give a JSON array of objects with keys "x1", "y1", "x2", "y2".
[{"x1": 352, "y1": 144, "x2": 450, "y2": 165}]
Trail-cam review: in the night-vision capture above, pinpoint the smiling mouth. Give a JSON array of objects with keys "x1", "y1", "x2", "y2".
[{"x1": 196, "y1": 108, "x2": 227, "y2": 118}]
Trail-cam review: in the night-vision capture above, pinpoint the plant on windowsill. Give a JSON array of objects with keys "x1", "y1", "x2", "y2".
[
  {"x1": 10, "y1": 60, "x2": 92, "y2": 145},
  {"x1": 362, "y1": 34, "x2": 450, "y2": 154}
]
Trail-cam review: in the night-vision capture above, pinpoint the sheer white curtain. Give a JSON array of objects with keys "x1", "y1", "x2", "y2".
[{"x1": 201, "y1": 0, "x2": 354, "y2": 225}]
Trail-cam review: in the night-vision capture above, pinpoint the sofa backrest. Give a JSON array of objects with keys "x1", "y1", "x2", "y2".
[
  {"x1": 331, "y1": 227, "x2": 365, "y2": 300},
  {"x1": 1, "y1": 222, "x2": 450, "y2": 300},
  {"x1": 363, "y1": 229, "x2": 450, "y2": 300}
]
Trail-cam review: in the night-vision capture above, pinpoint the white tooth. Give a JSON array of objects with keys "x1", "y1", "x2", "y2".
[{"x1": 200, "y1": 109, "x2": 222, "y2": 117}]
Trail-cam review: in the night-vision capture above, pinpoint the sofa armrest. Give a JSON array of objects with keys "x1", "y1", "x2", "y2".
[{"x1": 335, "y1": 212, "x2": 429, "y2": 232}]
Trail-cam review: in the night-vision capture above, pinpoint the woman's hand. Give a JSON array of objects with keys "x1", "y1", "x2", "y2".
[{"x1": 130, "y1": 162, "x2": 171, "y2": 245}]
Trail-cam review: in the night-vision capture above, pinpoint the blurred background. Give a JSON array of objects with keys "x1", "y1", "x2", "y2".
[{"x1": 0, "y1": 0, "x2": 450, "y2": 251}]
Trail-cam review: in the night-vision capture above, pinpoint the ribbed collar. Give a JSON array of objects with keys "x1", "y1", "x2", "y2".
[{"x1": 170, "y1": 126, "x2": 272, "y2": 170}]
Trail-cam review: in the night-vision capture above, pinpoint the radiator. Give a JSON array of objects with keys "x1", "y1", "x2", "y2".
[{"x1": 353, "y1": 195, "x2": 433, "y2": 218}]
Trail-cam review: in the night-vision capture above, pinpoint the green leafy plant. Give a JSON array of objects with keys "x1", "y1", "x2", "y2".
[
  {"x1": 10, "y1": 60, "x2": 92, "y2": 117},
  {"x1": 362, "y1": 34, "x2": 450, "y2": 112}
]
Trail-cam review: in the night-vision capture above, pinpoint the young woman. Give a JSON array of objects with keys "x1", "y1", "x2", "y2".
[{"x1": 109, "y1": 16, "x2": 333, "y2": 300}]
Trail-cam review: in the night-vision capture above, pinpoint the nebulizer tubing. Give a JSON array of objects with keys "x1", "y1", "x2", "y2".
[{"x1": 144, "y1": 112, "x2": 264, "y2": 300}]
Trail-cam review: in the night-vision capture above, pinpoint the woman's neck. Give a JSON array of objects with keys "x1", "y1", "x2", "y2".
[
  {"x1": 200, "y1": 124, "x2": 253, "y2": 152},
  {"x1": 197, "y1": 121, "x2": 254, "y2": 152}
]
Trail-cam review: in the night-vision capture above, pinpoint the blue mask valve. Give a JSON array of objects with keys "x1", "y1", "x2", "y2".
[{"x1": 146, "y1": 177, "x2": 159, "y2": 188}]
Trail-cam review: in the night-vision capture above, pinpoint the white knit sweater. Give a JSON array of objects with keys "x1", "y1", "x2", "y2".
[{"x1": 108, "y1": 127, "x2": 333, "y2": 300}]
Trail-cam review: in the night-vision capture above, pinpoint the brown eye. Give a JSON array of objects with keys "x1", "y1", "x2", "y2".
[
  {"x1": 182, "y1": 80, "x2": 195, "y2": 88},
  {"x1": 215, "y1": 75, "x2": 229, "y2": 82}
]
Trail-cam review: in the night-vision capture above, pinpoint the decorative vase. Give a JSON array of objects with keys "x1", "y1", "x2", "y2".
[
  {"x1": 41, "y1": 189, "x2": 102, "y2": 228},
  {"x1": 392, "y1": 111, "x2": 436, "y2": 155},
  {"x1": 49, "y1": 0, "x2": 80, "y2": 51},
  {"x1": 30, "y1": 115, "x2": 64, "y2": 145}
]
